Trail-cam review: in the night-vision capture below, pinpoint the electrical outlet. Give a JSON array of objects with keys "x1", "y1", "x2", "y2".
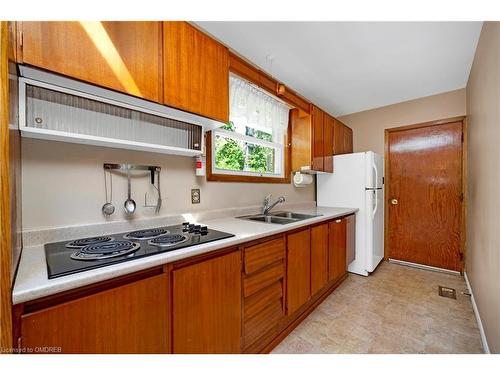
[{"x1": 191, "y1": 188, "x2": 201, "y2": 204}]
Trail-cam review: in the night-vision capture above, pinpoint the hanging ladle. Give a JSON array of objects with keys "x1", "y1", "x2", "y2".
[
  {"x1": 101, "y1": 169, "x2": 115, "y2": 216},
  {"x1": 124, "y1": 167, "x2": 136, "y2": 214}
]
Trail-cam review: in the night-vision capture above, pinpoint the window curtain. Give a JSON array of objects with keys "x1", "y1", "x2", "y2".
[{"x1": 229, "y1": 75, "x2": 290, "y2": 142}]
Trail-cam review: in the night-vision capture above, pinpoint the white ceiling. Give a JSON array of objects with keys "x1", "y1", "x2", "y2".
[{"x1": 196, "y1": 22, "x2": 483, "y2": 116}]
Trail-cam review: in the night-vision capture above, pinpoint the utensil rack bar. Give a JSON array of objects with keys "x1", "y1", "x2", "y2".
[{"x1": 103, "y1": 163, "x2": 161, "y2": 172}]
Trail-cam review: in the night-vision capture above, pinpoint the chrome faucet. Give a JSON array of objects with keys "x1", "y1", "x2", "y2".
[{"x1": 262, "y1": 194, "x2": 286, "y2": 215}]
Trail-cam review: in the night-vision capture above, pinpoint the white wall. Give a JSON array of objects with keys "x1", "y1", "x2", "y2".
[
  {"x1": 21, "y1": 138, "x2": 314, "y2": 230},
  {"x1": 339, "y1": 88, "x2": 466, "y2": 154}
]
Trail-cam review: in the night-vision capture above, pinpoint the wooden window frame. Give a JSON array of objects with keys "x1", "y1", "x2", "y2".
[{"x1": 206, "y1": 118, "x2": 292, "y2": 184}]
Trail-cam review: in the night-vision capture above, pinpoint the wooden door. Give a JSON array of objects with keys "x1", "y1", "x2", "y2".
[
  {"x1": 387, "y1": 120, "x2": 463, "y2": 271},
  {"x1": 311, "y1": 106, "x2": 324, "y2": 171},
  {"x1": 323, "y1": 114, "x2": 334, "y2": 173},
  {"x1": 329, "y1": 219, "x2": 347, "y2": 282},
  {"x1": 311, "y1": 224, "x2": 329, "y2": 295},
  {"x1": 20, "y1": 273, "x2": 169, "y2": 353},
  {"x1": 163, "y1": 22, "x2": 229, "y2": 122},
  {"x1": 172, "y1": 250, "x2": 242, "y2": 353},
  {"x1": 286, "y1": 229, "x2": 311, "y2": 315},
  {"x1": 20, "y1": 22, "x2": 163, "y2": 102}
]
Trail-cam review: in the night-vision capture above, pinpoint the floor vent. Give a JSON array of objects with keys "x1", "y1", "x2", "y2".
[{"x1": 438, "y1": 286, "x2": 457, "y2": 299}]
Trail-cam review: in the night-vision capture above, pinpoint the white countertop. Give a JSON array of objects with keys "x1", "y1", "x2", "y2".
[{"x1": 13, "y1": 206, "x2": 357, "y2": 304}]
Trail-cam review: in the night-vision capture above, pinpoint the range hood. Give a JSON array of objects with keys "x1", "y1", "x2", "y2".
[{"x1": 18, "y1": 66, "x2": 227, "y2": 156}]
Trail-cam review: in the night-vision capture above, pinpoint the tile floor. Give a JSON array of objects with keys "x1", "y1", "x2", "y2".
[{"x1": 272, "y1": 261, "x2": 484, "y2": 354}]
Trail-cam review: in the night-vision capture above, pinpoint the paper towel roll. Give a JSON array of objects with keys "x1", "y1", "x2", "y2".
[{"x1": 293, "y1": 172, "x2": 313, "y2": 187}]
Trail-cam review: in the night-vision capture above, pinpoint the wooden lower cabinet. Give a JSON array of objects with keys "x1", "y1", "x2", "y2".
[
  {"x1": 241, "y1": 236, "x2": 286, "y2": 350},
  {"x1": 14, "y1": 217, "x2": 354, "y2": 354},
  {"x1": 311, "y1": 223, "x2": 329, "y2": 295},
  {"x1": 286, "y1": 229, "x2": 311, "y2": 315},
  {"x1": 329, "y1": 218, "x2": 348, "y2": 282},
  {"x1": 172, "y1": 250, "x2": 242, "y2": 353},
  {"x1": 19, "y1": 272, "x2": 169, "y2": 354}
]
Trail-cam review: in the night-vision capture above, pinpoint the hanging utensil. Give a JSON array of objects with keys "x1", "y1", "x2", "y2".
[
  {"x1": 124, "y1": 166, "x2": 136, "y2": 214},
  {"x1": 101, "y1": 169, "x2": 115, "y2": 216},
  {"x1": 154, "y1": 168, "x2": 162, "y2": 213}
]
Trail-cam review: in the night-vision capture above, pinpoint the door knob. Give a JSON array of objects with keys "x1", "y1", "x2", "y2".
[{"x1": 390, "y1": 198, "x2": 398, "y2": 205}]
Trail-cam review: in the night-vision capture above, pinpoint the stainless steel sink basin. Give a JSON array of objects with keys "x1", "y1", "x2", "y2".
[
  {"x1": 237, "y1": 211, "x2": 322, "y2": 225},
  {"x1": 246, "y1": 215, "x2": 298, "y2": 225},
  {"x1": 271, "y1": 211, "x2": 321, "y2": 220}
]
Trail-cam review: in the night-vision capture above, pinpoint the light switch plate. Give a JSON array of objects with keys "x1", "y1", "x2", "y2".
[{"x1": 191, "y1": 188, "x2": 200, "y2": 204}]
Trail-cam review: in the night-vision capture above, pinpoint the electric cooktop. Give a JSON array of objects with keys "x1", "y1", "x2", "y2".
[{"x1": 44, "y1": 223, "x2": 235, "y2": 279}]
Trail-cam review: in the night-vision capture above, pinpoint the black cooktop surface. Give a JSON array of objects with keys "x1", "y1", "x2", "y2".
[{"x1": 44, "y1": 223, "x2": 235, "y2": 279}]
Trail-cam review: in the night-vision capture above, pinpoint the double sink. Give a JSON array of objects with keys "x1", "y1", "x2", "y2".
[{"x1": 237, "y1": 211, "x2": 322, "y2": 225}]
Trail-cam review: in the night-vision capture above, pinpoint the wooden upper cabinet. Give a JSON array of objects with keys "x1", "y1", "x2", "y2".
[
  {"x1": 328, "y1": 218, "x2": 348, "y2": 282},
  {"x1": 333, "y1": 119, "x2": 345, "y2": 155},
  {"x1": 333, "y1": 119, "x2": 353, "y2": 155},
  {"x1": 286, "y1": 229, "x2": 311, "y2": 316},
  {"x1": 163, "y1": 22, "x2": 229, "y2": 122},
  {"x1": 20, "y1": 272, "x2": 169, "y2": 354},
  {"x1": 323, "y1": 114, "x2": 334, "y2": 173},
  {"x1": 311, "y1": 223, "x2": 329, "y2": 295},
  {"x1": 291, "y1": 108, "x2": 313, "y2": 172},
  {"x1": 19, "y1": 21, "x2": 163, "y2": 102},
  {"x1": 291, "y1": 106, "x2": 336, "y2": 173},
  {"x1": 312, "y1": 105, "x2": 324, "y2": 172},
  {"x1": 172, "y1": 250, "x2": 241, "y2": 354},
  {"x1": 343, "y1": 125, "x2": 353, "y2": 153}
]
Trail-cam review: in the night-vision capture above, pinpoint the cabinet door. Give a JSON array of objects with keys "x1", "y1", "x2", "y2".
[
  {"x1": 20, "y1": 273, "x2": 169, "y2": 353},
  {"x1": 311, "y1": 223, "x2": 329, "y2": 295},
  {"x1": 163, "y1": 22, "x2": 229, "y2": 122},
  {"x1": 323, "y1": 114, "x2": 334, "y2": 173},
  {"x1": 311, "y1": 106, "x2": 324, "y2": 171},
  {"x1": 333, "y1": 119, "x2": 345, "y2": 155},
  {"x1": 291, "y1": 109, "x2": 313, "y2": 171},
  {"x1": 344, "y1": 125, "x2": 353, "y2": 154},
  {"x1": 172, "y1": 250, "x2": 242, "y2": 353},
  {"x1": 329, "y1": 218, "x2": 347, "y2": 282},
  {"x1": 20, "y1": 21, "x2": 163, "y2": 102},
  {"x1": 286, "y1": 229, "x2": 311, "y2": 315}
]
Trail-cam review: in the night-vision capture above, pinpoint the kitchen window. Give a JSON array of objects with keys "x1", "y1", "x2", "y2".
[{"x1": 208, "y1": 74, "x2": 291, "y2": 182}]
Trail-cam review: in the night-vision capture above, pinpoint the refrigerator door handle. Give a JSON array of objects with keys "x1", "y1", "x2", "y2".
[
  {"x1": 372, "y1": 190, "x2": 378, "y2": 219},
  {"x1": 372, "y1": 161, "x2": 379, "y2": 189}
]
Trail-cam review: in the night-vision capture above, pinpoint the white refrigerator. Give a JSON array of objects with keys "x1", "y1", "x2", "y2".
[{"x1": 317, "y1": 151, "x2": 384, "y2": 276}]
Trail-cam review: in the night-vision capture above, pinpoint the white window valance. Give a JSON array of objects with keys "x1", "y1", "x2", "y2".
[{"x1": 229, "y1": 74, "x2": 290, "y2": 142}]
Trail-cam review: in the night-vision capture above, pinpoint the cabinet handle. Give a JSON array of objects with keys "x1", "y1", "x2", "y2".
[
  {"x1": 390, "y1": 198, "x2": 398, "y2": 205},
  {"x1": 335, "y1": 219, "x2": 341, "y2": 223}
]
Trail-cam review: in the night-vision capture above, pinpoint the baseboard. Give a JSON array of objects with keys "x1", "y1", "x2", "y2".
[
  {"x1": 388, "y1": 258, "x2": 460, "y2": 275},
  {"x1": 464, "y1": 272, "x2": 490, "y2": 354}
]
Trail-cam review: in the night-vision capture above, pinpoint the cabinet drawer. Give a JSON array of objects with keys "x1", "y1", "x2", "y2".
[
  {"x1": 244, "y1": 238, "x2": 285, "y2": 275},
  {"x1": 243, "y1": 298, "x2": 284, "y2": 347},
  {"x1": 244, "y1": 280, "x2": 283, "y2": 320},
  {"x1": 243, "y1": 261, "x2": 284, "y2": 298}
]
